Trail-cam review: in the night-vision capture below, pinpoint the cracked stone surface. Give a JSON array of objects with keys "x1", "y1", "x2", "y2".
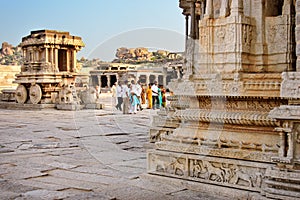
[{"x1": 0, "y1": 93, "x2": 226, "y2": 200}]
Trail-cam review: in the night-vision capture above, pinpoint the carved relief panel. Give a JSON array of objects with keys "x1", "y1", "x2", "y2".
[{"x1": 148, "y1": 152, "x2": 267, "y2": 191}]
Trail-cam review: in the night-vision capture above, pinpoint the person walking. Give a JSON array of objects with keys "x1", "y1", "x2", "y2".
[
  {"x1": 151, "y1": 81, "x2": 159, "y2": 110},
  {"x1": 122, "y1": 80, "x2": 130, "y2": 114},
  {"x1": 136, "y1": 80, "x2": 143, "y2": 111},
  {"x1": 111, "y1": 82, "x2": 117, "y2": 107},
  {"x1": 115, "y1": 82, "x2": 123, "y2": 111},
  {"x1": 129, "y1": 84, "x2": 139, "y2": 114},
  {"x1": 158, "y1": 85, "x2": 162, "y2": 109},
  {"x1": 146, "y1": 83, "x2": 152, "y2": 109}
]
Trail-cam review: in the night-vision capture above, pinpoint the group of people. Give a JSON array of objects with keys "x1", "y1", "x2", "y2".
[
  {"x1": 110, "y1": 80, "x2": 167, "y2": 114},
  {"x1": 146, "y1": 81, "x2": 166, "y2": 109}
]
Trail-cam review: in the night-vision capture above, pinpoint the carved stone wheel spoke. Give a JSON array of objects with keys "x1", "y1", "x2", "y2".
[
  {"x1": 15, "y1": 84, "x2": 28, "y2": 104},
  {"x1": 29, "y1": 84, "x2": 42, "y2": 104}
]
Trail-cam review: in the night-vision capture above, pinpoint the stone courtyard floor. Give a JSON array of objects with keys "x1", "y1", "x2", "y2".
[{"x1": 0, "y1": 93, "x2": 226, "y2": 200}]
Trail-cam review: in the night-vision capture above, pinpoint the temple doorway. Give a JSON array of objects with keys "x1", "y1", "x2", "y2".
[{"x1": 58, "y1": 50, "x2": 67, "y2": 71}]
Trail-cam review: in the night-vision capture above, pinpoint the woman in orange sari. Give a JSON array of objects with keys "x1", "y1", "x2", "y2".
[{"x1": 146, "y1": 83, "x2": 152, "y2": 109}]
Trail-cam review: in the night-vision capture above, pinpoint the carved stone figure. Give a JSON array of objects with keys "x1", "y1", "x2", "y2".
[{"x1": 202, "y1": 160, "x2": 224, "y2": 182}]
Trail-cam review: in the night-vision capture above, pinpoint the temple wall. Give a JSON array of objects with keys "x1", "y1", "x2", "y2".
[
  {"x1": 0, "y1": 65, "x2": 21, "y2": 91},
  {"x1": 148, "y1": 1, "x2": 300, "y2": 199}
]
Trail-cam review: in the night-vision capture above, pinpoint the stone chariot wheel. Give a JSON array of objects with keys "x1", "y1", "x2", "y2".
[
  {"x1": 29, "y1": 84, "x2": 42, "y2": 104},
  {"x1": 15, "y1": 84, "x2": 28, "y2": 104}
]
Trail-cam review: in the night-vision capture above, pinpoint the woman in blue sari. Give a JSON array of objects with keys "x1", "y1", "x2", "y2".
[
  {"x1": 129, "y1": 84, "x2": 140, "y2": 114},
  {"x1": 158, "y1": 86, "x2": 162, "y2": 109}
]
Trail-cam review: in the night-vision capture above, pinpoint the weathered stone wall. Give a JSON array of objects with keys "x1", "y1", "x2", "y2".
[
  {"x1": 148, "y1": 1, "x2": 300, "y2": 199},
  {"x1": 0, "y1": 65, "x2": 21, "y2": 91}
]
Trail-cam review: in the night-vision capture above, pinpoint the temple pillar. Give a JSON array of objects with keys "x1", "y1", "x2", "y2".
[
  {"x1": 220, "y1": 0, "x2": 229, "y2": 17},
  {"x1": 107, "y1": 75, "x2": 111, "y2": 87},
  {"x1": 35, "y1": 48, "x2": 39, "y2": 62},
  {"x1": 23, "y1": 48, "x2": 27, "y2": 61},
  {"x1": 45, "y1": 47, "x2": 48, "y2": 63},
  {"x1": 287, "y1": 132, "x2": 294, "y2": 158},
  {"x1": 163, "y1": 76, "x2": 167, "y2": 87},
  {"x1": 98, "y1": 75, "x2": 101, "y2": 87},
  {"x1": 190, "y1": 0, "x2": 196, "y2": 39},
  {"x1": 231, "y1": 0, "x2": 244, "y2": 16},
  {"x1": 279, "y1": 131, "x2": 286, "y2": 157},
  {"x1": 146, "y1": 75, "x2": 150, "y2": 85},
  {"x1": 54, "y1": 48, "x2": 58, "y2": 72},
  {"x1": 177, "y1": 69, "x2": 181, "y2": 79},
  {"x1": 50, "y1": 47, "x2": 54, "y2": 65},
  {"x1": 66, "y1": 50, "x2": 70, "y2": 72},
  {"x1": 204, "y1": 0, "x2": 213, "y2": 18},
  {"x1": 73, "y1": 50, "x2": 77, "y2": 72}
]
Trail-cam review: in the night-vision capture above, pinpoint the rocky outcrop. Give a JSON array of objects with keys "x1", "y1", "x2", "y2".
[
  {"x1": 0, "y1": 42, "x2": 22, "y2": 65},
  {"x1": 114, "y1": 47, "x2": 182, "y2": 64}
]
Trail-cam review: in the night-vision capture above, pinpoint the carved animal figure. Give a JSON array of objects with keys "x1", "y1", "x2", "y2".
[
  {"x1": 151, "y1": 155, "x2": 167, "y2": 172},
  {"x1": 232, "y1": 168, "x2": 253, "y2": 187},
  {"x1": 170, "y1": 158, "x2": 185, "y2": 176},
  {"x1": 202, "y1": 160, "x2": 224, "y2": 182}
]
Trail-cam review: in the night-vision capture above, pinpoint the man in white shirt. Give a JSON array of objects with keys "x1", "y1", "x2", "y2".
[
  {"x1": 111, "y1": 82, "x2": 117, "y2": 107},
  {"x1": 122, "y1": 80, "x2": 130, "y2": 114},
  {"x1": 151, "y1": 81, "x2": 159, "y2": 109},
  {"x1": 115, "y1": 82, "x2": 123, "y2": 111}
]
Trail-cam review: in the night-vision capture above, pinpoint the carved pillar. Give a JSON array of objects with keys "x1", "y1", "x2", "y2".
[
  {"x1": 54, "y1": 48, "x2": 58, "y2": 72},
  {"x1": 190, "y1": 0, "x2": 196, "y2": 39},
  {"x1": 98, "y1": 75, "x2": 101, "y2": 87},
  {"x1": 35, "y1": 48, "x2": 39, "y2": 62},
  {"x1": 50, "y1": 47, "x2": 54, "y2": 65},
  {"x1": 66, "y1": 50, "x2": 70, "y2": 72},
  {"x1": 185, "y1": 14, "x2": 189, "y2": 53},
  {"x1": 185, "y1": 15, "x2": 189, "y2": 38},
  {"x1": 287, "y1": 132, "x2": 294, "y2": 158},
  {"x1": 23, "y1": 48, "x2": 27, "y2": 61},
  {"x1": 177, "y1": 69, "x2": 181, "y2": 79},
  {"x1": 107, "y1": 75, "x2": 111, "y2": 87},
  {"x1": 163, "y1": 76, "x2": 167, "y2": 87},
  {"x1": 231, "y1": 0, "x2": 244, "y2": 16},
  {"x1": 146, "y1": 75, "x2": 150, "y2": 85},
  {"x1": 45, "y1": 47, "x2": 48, "y2": 63},
  {"x1": 73, "y1": 50, "x2": 77, "y2": 72},
  {"x1": 283, "y1": 0, "x2": 293, "y2": 15},
  {"x1": 204, "y1": 0, "x2": 213, "y2": 18},
  {"x1": 220, "y1": 0, "x2": 229, "y2": 17},
  {"x1": 279, "y1": 131, "x2": 286, "y2": 157}
]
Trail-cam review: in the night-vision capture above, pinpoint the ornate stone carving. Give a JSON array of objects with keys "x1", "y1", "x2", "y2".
[
  {"x1": 149, "y1": 1, "x2": 300, "y2": 199},
  {"x1": 280, "y1": 72, "x2": 300, "y2": 98},
  {"x1": 148, "y1": 151, "x2": 267, "y2": 190}
]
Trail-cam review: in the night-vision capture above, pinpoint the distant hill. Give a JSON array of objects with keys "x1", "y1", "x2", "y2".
[
  {"x1": 0, "y1": 42, "x2": 22, "y2": 65},
  {"x1": 113, "y1": 47, "x2": 183, "y2": 64}
]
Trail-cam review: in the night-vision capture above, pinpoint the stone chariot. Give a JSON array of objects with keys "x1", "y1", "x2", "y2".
[{"x1": 14, "y1": 30, "x2": 88, "y2": 105}]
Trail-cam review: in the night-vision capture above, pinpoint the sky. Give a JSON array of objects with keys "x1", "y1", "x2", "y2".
[{"x1": 0, "y1": 0, "x2": 185, "y2": 61}]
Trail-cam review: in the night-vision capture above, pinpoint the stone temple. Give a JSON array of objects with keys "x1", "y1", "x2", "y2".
[
  {"x1": 148, "y1": 0, "x2": 300, "y2": 199},
  {"x1": 13, "y1": 30, "x2": 88, "y2": 107}
]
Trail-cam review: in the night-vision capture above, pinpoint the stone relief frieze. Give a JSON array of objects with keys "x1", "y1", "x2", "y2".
[
  {"x1": 198, "y1": 97, "x2": 283, "y2": 112},
  {"x1": 188, "y1": 159, "x2": 264, "y2": 188},
  {"x1": 148, "y1": 153, "x2": 265, "y2": 190}
]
